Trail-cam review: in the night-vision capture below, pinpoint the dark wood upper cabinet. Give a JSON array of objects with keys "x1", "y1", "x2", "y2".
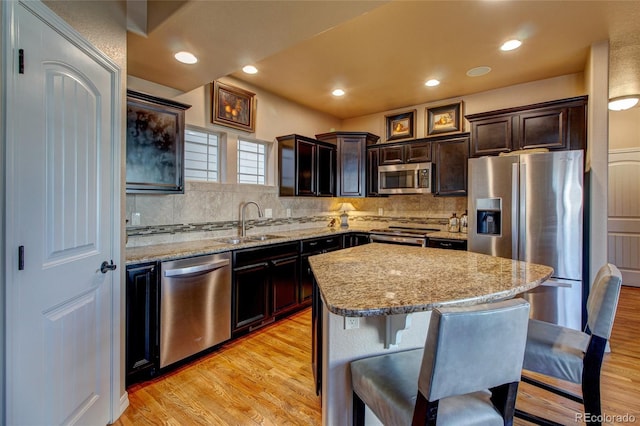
[
  {"x1": 466, "y1": 96, "x2": 587, "y2": 157},
  {"x1": 316, "y1": 143, "x2": 336, "y2": 197},
  {"x1": 379, "y1": 140, "x2": 432, "y2": 165},
  {"x1": 432, "y1": 134, "x2": 469, "y2": 196},
  {"x1": 380, "y1": 144, "x2": 405, "y2": 165},
  {"x1": 296, "y1": 139, "x2": 316, "y2": 196},
  {"x1": 468, "y1": 115, "x2": 513, "y2": 157},
  {"x1": 406, "y1": 141, "x2": 432, "y2": 163},
  {"x1": 316, "y1": 131, "x2": 379, "y2": 198},
  {"x1": 366, "y1": 147, "x2": 381, "y2": 197},
  {"x1": 277, "y1": 134, "x2": 335, "y2": 197}
]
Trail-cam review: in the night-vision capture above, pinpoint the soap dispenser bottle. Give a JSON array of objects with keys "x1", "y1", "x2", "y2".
[
  {"x1": 460, "y1": 210, "x2": 468, "y2": 234},
  {"x1": 448, "y1": 212, "x2": 459, "y2": 233}
]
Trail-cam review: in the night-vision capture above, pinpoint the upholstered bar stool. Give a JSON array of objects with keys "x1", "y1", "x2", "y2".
[
  {"x1": 350, "y1": 298, "x2": 530, "y2": 426},
  {"x1": 516, "y1": 263, "x2": 622, "y2": 426}
]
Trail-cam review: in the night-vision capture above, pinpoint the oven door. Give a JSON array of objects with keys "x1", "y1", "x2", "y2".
[{"x1": 369, "y1": 233, "x2": 426, "y2": 247}]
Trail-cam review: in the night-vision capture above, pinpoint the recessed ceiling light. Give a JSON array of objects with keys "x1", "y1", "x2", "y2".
[
  {"x1": 500, "y1": 39, "x2": 522, "y2": 51},
  {"x1": 466, "y1": 66, "x2": 492, "y2": 77},
  {"x1": 174, "y1": 51, "x2": 198, "y2": 64},
  {"x1": 608, "y1": 96, "x2": 639, "y2": 111},
  {"x1": 242, "y1": 65, "x2": 258, "y2": 74},
  {"x1": 425, "y1": 79, "x2": 440, "y2": 87},
  {"x1": 332, "y1": 89, "x2": 345, "y2": 97}
]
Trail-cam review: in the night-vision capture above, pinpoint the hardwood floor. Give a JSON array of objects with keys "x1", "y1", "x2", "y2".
[{"x1": 114, "y1": 286, "x2": 640, "y2": 425}]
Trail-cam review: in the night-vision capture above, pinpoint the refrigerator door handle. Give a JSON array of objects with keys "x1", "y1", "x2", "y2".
[
  {"x1": 519, "y1": 162, "x2": 527, "y2": 261},
  {"x1": 540, "y1": 278, "x2": 573, "y2": 288},
  {"x1": 511, "y1": 163, "x2": 519, "y2": 260}
]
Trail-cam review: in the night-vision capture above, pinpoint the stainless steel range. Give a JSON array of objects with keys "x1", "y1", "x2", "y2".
[{"x1": 369, "y1": 226, "x2": 440, "y2": 247}]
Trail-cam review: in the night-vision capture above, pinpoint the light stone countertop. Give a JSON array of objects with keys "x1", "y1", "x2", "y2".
[
  {"x1": 308, "y1": 243, "x2": 553, "y2": 317},
  {"x1": 125, "y1": 226, "x2": 372, "y2": 265},
  {"x1": 428, "y1": 231, "x2": 468, "y2": 240}
]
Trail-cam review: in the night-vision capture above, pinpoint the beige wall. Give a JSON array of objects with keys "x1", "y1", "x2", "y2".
[
  {"x1": 342, "y1": 73, "x2": 585, "y2": 137},
  {"x1": 128, "y1": 75, "x2": 342, "y2": 142},
  {"x1": 610, "y1": 107, "x2": 640, "y2": 150}
]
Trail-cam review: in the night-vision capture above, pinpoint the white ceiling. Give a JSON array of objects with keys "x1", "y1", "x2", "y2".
[{"x1": 127, "y1": 0, "x2": 640, "y2": 120}]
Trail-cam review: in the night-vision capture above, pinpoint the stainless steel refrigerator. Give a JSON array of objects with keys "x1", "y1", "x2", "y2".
[{"x1": 468, "y1": 150, "x2": 584, "y2": 330}]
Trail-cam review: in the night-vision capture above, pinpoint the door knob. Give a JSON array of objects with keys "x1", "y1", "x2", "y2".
[{"x1": 100, "y1": 260, "x2": 117, "y2": 273}]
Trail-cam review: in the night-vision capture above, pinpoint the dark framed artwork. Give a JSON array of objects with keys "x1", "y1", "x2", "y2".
[
  {"x1": 426, "y1": 101, "x2": 464, "y2": 137},
  {"x1": 126, "y1": 90, "x2": 191, "y2": 194},
  {"x1": 385, "y1": 109, "x2": 416, "y2": 142},
  {"x1": 211, "y1": 81, "x2": 256, "y2": 132}
]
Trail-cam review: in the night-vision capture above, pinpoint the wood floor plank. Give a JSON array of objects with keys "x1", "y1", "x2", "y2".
[{"x1": 114, "y1": 287, "x2": 640, "y2": 426}]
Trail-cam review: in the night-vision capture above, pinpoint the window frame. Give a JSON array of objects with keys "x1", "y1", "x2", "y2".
[
  {"x1": 236, "y1": 138, "x2": 269, "y2": 185},
  {"x1": 184, "y1": 125, "x2": 220, "y2": 183}
]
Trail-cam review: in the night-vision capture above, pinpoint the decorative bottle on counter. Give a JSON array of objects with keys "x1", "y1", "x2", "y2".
[
  {"x1": 448, "y1": 212, "x2": 460, "y2": 233},
  {"x1": 460, "y1": 210, "x2": 468, "y2": 234}
]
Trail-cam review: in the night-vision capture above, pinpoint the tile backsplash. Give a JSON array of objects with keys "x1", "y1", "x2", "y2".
[{"x1": 126, "y1": 181, "x2": 468, "y2": 247}]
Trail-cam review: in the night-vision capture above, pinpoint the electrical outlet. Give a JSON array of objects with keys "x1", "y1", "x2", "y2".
[
  {"x1": 344, "y1": 317, "x2": 359, "y2": 330},
  {"x1": 378, "y1": 208, "x2": 384, "y2": 216},
  {"x1": 264, "y1": 208, "x2": 273, "y2": 218},
  {"x1": 131, "y1": 212, "x2": 141, "y2": 226},
  {"x1": 286, "y1": 208, "x2": 292, "y2": 218}
]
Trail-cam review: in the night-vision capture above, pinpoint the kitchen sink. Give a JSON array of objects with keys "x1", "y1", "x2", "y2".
[
  {"x1": 220, "y1": 237, "x2": 243, "y2": 245},
  {"x1": 246, "y1": 234, "x2": 282, "y2": 241},
  {"x1": 216, "y1": 235, "x2": 283, "y2": 245}
]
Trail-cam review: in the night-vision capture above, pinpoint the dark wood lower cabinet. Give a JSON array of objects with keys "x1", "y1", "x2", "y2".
[
  {"x1": 126, "y1": 232, "x2": 370, "y2": 387},
  {"x1": 343, "y1": 232, "x2": 371, "y2": 247},
  {"x1": 125, "y1": 262, "x2": 159, "y2": 387},
  {"x1": 233, "y1": 263, "x2": 270, "y2": 331},
  {"x1": 300, "y1": 236, "x2": 343, "y2": 306},
  {"x1": 272, "y1": 255, "x2": 300, "y2": 315},
  {"x1": 428, "y1": 237, "x2": 467, "y2": 251},
  {"x1": 232, "y1": 242, "x2": 300, "y2": 337}
]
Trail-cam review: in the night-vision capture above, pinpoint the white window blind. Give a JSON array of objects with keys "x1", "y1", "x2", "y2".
[
  {"x1": 184, "y1": 128, "x2": 219, "y2": 182},
  {"x1": 237, "y1": 139, "x2": 266, "y2": 185}
]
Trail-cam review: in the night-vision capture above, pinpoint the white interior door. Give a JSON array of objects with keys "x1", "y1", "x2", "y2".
[
  {"x1": 608, "y1": 148, "x2": 640, "y2": 287},
  {"x1": 4, "y1": 2, "x2": 120, "y2": 424}
]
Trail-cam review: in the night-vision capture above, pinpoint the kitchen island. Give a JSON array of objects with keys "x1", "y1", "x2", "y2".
[{"x1": 308, "y1": 243, "x2": 553, "y2": 426}]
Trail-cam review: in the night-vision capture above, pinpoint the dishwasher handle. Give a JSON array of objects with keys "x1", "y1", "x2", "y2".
[{"x1": 164, "y1": 259, "x2": 230, "y2": 277}]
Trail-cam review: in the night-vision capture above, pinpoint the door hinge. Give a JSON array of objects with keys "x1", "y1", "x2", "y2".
[
  {"x1": 18, "y1": 49, "x2": 24, "y2": 74},
  {"x1": 18, "y1": 246, "x2": 25, "y2": 270}
]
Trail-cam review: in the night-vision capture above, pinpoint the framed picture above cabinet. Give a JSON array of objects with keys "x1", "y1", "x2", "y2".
[
  {"x1": 211, "y1": 81, "x2": 256, "y2": 132},
  {"x1": 385, "y1": 109, "x2": 416, "y2": 142},
  {"x1": 426, "y1": 101, "x2": 463, "y2": 137},
  {"x1": 125, "y1": 90, "x2": 191, "y2": 194}
]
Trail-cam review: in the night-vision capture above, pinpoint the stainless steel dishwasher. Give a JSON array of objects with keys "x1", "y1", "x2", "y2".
[{"x1": 160, "y1": 252, "x2": 231, "y2": 368}]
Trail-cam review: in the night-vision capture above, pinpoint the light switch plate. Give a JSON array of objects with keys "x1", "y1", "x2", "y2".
[
  {"x1": 131, "y1": 212, "x2": 141, "y2": 226},
  {"x1": 264, "y1": 208, "x2": 273, "y2": 218}
]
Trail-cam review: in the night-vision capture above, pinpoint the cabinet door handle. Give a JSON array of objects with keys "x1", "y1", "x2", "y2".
[
  {"x1": 308, "y1": 242, "x2": 319, "y2": 247},
  {"x1": 441, "y1": 243, "x2": 452, "y2": 247},
  {"x1": 271, "y1": 255, "x2": 298, "y2": 266},
  {"x1": 233, "y1": 262, "x2": 269, "y2": 272}
]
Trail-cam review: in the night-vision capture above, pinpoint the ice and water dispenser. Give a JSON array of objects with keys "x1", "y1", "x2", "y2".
[{"x1": 476, "y1": 198, "x2": 501, "y2": 235}]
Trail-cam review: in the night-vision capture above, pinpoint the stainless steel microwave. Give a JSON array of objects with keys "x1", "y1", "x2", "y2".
[{"x1": 378, "y1": 162, "x2": 432, "y2": 194}]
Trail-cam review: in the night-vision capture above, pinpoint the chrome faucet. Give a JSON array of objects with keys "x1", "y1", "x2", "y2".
[{"x1": 241, "y1": 201, "x2": 264, "y2": 237}]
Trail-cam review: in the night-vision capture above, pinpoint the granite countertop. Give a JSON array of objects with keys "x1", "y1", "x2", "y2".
[
  {"x1": 428, "y1": 231, "x2": 468, "y2": 240},
  {"x1": 125, "y1": 226, "x2": 372, "y2": 265},
  {"x1": 308, "y1": 243, "x2": 552, "y2": 317}
]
